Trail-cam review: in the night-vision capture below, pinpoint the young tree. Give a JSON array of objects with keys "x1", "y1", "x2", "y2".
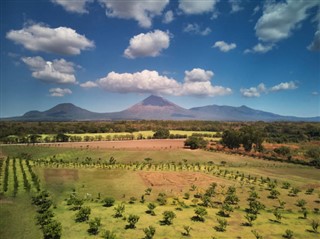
[
  {"x1": 113, "y1": 203, "x2": 125, "y2": 218},
  {"x1": 146, "y1": 202, "x2": 156, "y2": 216},
  {"x1": 102, "y1": 230, "x2": 117, "y2": 239},
  {"x1": 311, "y1": 220, "x2": 319, "y2": 233},
  {"x1": 218, "y1": 203, "x2": 233, "y2": 217},
  {"x1": 221, "y1": 129, "x2": 241, "y2": 149},
  {"x1": 251, "y1": 230, "x2": 263, "y2": 239},
  {"x1": 184, "y1": 136, "x2": 208, "y2": 149},
  {"x1": 126, "y1": 215, "x2": 140, "y2": 229},
  {"x1": 214, "y1": 218, "x2": 227, "y2": 232},
  {"x1": 42, "y1": 220, "x2": 62, "y2": 239},
  {"x1": 102, "y1": 197, "x2": 115, "y2": 207},
  {"x1": 283, "y1": 229, "x2": 294, "y2": 239},
  {"x1": 192, "y1": 207, "x2": 208, "y2": 222},
  {"x1": 143, "y1": 226, "x2": 156, "y2": 239},
  {"x1": 244, "y1": 213, "x2": 257, "y2": 226},
  {"x1": 75, "y1": 206, "x2": 91, "y2": 222},
  {"x1": 88, "y1": 217, "x2": 101, "y2": 235},
  {"x1": 182, "y1": 225, "x2": 192, "y2": 237},
  {"x1": 153, "y1": 129, "x2": 170, "y2": 139},
  {"x1": 273, "y1": 208, "x2": 282, "y2": 223},
  {"x1": 161, "y1": 211, "x2": 176, "y2": 225}
]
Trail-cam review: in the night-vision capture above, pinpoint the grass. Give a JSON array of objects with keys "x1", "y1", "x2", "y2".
[{"x1": 0, "y1": 144, "x2": 319, "y2": 239}]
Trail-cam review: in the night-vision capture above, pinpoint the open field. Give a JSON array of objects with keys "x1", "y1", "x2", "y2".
[{"x1": 0, "y1": 141, "x2": 320, "y2": 239}]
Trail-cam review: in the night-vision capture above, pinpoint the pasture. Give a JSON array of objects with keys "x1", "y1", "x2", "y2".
[{"x1": 0, "y1": 140, "x2": 319, "y2": 239}]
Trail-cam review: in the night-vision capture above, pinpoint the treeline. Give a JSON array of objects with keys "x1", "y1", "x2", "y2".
[{"x1": 1, "y1": 121, "x2": 320, "y2": 143}]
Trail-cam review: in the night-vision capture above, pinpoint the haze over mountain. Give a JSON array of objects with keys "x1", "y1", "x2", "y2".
[{"x1": 3, "y1": 95, "x2": 319, "y2": 122}]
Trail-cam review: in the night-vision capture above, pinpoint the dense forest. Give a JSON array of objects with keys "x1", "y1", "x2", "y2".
[{"x1": 1, "y1": 121, "x2": 320, "y2": 143}]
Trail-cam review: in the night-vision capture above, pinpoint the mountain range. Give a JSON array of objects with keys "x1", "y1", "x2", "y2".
[{"x1": 3, "y1": 95, "x2": 320, "y2": 122}]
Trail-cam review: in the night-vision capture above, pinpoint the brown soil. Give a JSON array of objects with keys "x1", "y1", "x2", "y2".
[
  {"x1": 44, "y1": 168, "x2": 79, "y2": 182},
  {"x1": 138, "y1": 171, "x2": 232, "y2": 192},
  {"x1": 39, "y1": 139, "x2": 185, "y2": 150}
]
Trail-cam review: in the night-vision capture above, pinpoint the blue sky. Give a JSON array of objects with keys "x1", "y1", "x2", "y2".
[{"x1": 1, "y1": 0, "x2": 319, "y2": 118}]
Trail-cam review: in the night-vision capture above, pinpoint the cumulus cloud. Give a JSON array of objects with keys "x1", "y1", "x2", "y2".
[
  {"x1": 229, "y1": 0, "x2": 243, "y2": 13},
  {"x1": 49, "y1": 88, "x2": 72, "y2": 97},
  {"x1": 244, "y1": 43, "x2": 274, "y2": 54},
  {"x1": 255, "y1": 0, "x2": 318, "y2": 43},
  {"x1": 98, "y1": 0, "x2": 169, "y2": 28},
  {"x1": 183, "y1": 23, "x2": 211, "y2": 36},
  {"x1": 6, "y1": 23, "x2": 94, "y2": 55},
  {"x1": 240, "y1": 83, "x2": 267, "y2": 98},
  {"x1": 91, "y1": 68, "x2": 231, "y2": 97},
  {"x1": 241, "y1": 82, "x2": 297, "y2": 97},
  {"x1": 307, "y1": 30, "x2": 320, "y2": 51},
  {"x1": 182, "y1": 68, "x2": 231, "y2": 96},
  {"x1": 270, "y1": 81, "x2": 297, "y2": 92},
  {"x1": 179, "y1": 0, "x2": 219, "y2": 15},
  {"x1": 163, "y1": 10, "x2": 174, "y2": 24},
  {"x1": 124, "y1": 30, "x2": 171, "y2": 59},
  {"x1": 80, "y1": 81, "x2": 98, "y2": 88},
  {"x1": 213, "y1": 41, "x2": 236, "y2": 52},
  {"x1": 51, "y1": 0, "x2": 93, "y2": 14},
  {"x1": 21, "y1": 56, "x2": 77, "y2": 84},
  {"x1": 97, "y1": 70, "x2": 181, "y2": 95}
]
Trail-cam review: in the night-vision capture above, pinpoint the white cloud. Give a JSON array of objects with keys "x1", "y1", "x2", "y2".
[
  {"x1": 6, "y1": 23, "x2": 94, "y2": 55},
  {"x1": 270, "y1": 81, "x2": 297, "y2": 92},
  {"x1": 253, "y1": 5, "x2": 260, "y2": 15},
  {"x1": 255, "y1": 0, "x2": 318, "y2": 43},
  {"x1": 244, "y1": 43, "x2": 274, "y2": 54},
  {"x1": 97, "y1": 70, "x2": 181, "y2": 95},
  {"x1": 21, "y1": 56, "x2": 77, "y2": 84},
  {"x1": 240, "y1": 83, "x2": 266, "y2": 98},
  {"x1": 49, "y1": 88, "x2": 72, "y2": 97},
  {"x1": 163, "y1": 10, "x2": 174, "y2": 24},
  {"x1": 307, "y1": 30, "x2": 320, "y2": 51},
  {"x1": 229, "y1": 0, "x2": 243, "y2": 13},
  {"x1": 179, "y1": 0, "x2": 219, "y2": 15},
  {"x1": 80, "y1": 81, "x2": 98, "y2": 88},
  {"x1": 92, "y1": 68, "x2": 231, "y2": 97},
  {"x1": 312, "y1": 91, "x2": 319, "y2": 95},
  {"x1": 124, "y1": 30, "x2": 171, "y2": 59},
  {"x1": 98, "y1": 0, "x2": 169, "y2": 28},
  {"x1": 183, "y1": 23, "x2": 211, "y2": 36},
  {"x1": 51, "y1": 0, "x2": 93, "y2": 14},
  {"x1": 213, "y1": 41, "x2": 236, "y2": 52},
  {"x1": 241, "y1": 82, "x2": 297, "y2": 97},
  {"x1": 184, "y1": 68, "x2": 214, "y2": 83}
]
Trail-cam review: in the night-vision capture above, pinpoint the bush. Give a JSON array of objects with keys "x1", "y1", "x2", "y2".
[
  {"x1": 143, "y1": 226, "x2": 156, "y2": 239},
  {"x1": 184, "y1": 136, "x2": 208, "y2": 149},
  {"x1": 102, "y1": 197, "x2": 115, "y2": 207},
  {"x1": 126, "y1": 214, "x2": 140, "y2": 229},
  {"x1": 161, "y1": 211, "x2": 176, "y2": 225},
  {"x1": 75, "y1": 206, "x2": 91, "y2": 222},
  {"x1": 42, "y1": 220, "x2": 62, "y2": 239},
  {"x1": 88, "y1": 217, "x2": 101, "y2": 235}
]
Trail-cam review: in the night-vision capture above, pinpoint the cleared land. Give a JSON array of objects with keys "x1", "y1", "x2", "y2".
[{"x1": 0, "y1": 141, "x2": 319, "y2": 239}]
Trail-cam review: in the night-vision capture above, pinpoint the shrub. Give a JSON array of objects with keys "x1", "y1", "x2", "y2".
[
  {"x1": 88, "y1": 217, "x2": 101, "y2": 235},
  {"x1": 102, "y1": 197, "x2": 115, "y2": 207},
  {"x1": 75, "y1": 206, "x2": 91, "y2": 222},
  {"x1": 283, "y1": 229, "x2": 294, "y2": 239},
  {"x1": 102, "y1": 230, "x2": 117, "y2": 239},
  {"x1": 161, "y1": 211, "x2": 176, "y2": 225},
  {"x1": 143, "y1": 226, "x2": 156, "y2": 239},
  {"x1": 42, "y1": 220, "x2": 62, "y2": 239},
  {"x1": 126, "y1": 214, "x2": 140, "y2": 229}
]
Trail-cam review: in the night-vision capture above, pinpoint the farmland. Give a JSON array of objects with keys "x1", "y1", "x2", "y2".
[{"x1": 1, "y1": 136, "x2": 320, "y2": 239}]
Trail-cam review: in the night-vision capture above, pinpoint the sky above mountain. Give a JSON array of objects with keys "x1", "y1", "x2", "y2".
[{"x1": 1, "y1": 0, "x2": 319, "y2": 118}]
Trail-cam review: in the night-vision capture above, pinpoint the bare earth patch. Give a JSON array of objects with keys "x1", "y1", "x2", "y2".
[
  {"x1": 38, "y1": 139, "x2": 185, "y2": 150},
  {"x1": 44, "y1": 168, "x2": 79, "y2": 183},
  {"x1": 138, "y1": 171, "x2": 232, "y2": 192}
]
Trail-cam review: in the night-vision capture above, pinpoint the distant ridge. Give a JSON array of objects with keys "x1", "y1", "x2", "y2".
[{"x1": 2, "y1": 95, "x2": 320, "y2": 122}]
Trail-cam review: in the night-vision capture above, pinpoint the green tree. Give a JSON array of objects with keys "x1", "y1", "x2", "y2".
[
  {"x1": 103, "y1": 197, "x2": 115, "y2": 207},
  {"x1": 56, "y1": 133, "x2": 69, "y2": 142},
  {"x1": 182, "y1": 225, "x2": 192, "y2": 237},
  {"x1": 88, "y1": 217, "x2": 101, "y2": 235},
  {"x1": 244, "y1": 213, "x2": 257, "y2": 226},
  {"x1": 184, "y1": 136, "x2": 208, "y2": 149},
  {"x1": 311, "y1": 220, "x2": 319, "y2": 233},
  {"x1": 146, "y1": 203, "x2": 156, "y2": 215},
  {"x1": 42, "y1": 220, "x2": 62, "y2": 239},
  {"x1": 283, "y1": 229, "x2": 294, "y2": 239},
  {"x1": 75, "y1": 206, "x2": 91, "y2": 222},
  {"x1": 126, "y1": 215, "x2": 140, "y2": 229},
  {"x1": 192, "y1": 207, "x2": 208, "y2": 222},
  {"x1": 153, "y1": 129, "x2": 170, "y2": 139},
  {"x1": 161, "y1": 211, "x2": 176, "y2": 225},
  {"x1": 113, "y1": 203, "x2": 125, "y2": 218},
  {"x1": 221, "y1": 129, "x2": 241, "y2": 149},
  {"x1": 214, "y1": 218, "x2": 227, "y2": 232},
  {"x1": 143, "y1": 226, "x2": 156, "y2": 239},
  {"x1": 102, "y1": 230, "x2": 117, "y2": 239}
]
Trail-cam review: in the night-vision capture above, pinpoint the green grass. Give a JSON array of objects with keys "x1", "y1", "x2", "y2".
[{"x1": 1, "y1": 145, "x2": 320, "y2": 239}]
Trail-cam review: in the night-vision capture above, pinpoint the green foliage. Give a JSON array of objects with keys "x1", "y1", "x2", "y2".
[
  {"x1": 296, "y1": 199, "x2": 307, "y2": 208},
  {"x1": 153, "y1": 129, "x2": 170, "y2": 139},
  {"x1": 157, "y1": 193, "x2": 167, "y2": 206},
  {"x1": 251, "y1": 230, "x2": 263, "y2": 239},
  {"x1": 273, "y1": 208, "x2": 282, "y2": 222},
  {"x1": 102, "y1": 197, "x2": 115, "y2": 207},
  {"x1": 126, "y1": 214, "x2": 140, "y2": 229},
  {"x1": 311, "y1": 220, "x2": 319, "y2": 233},
  {"x1": 305, "y1": 147, "x2": 320, "y2": 159},
  {"x1": 143, "y1": 226, "x2": 156, "y2": 239},
  {"x1": 75, "y1": 206, "x2": 91, "y2": 222},
  {"x1": 182, "y1": 225, "x2": 192, "y2": 236},
  {"x1": 102, "y1": 230, "x2": 117, "y2": 239},
  {"x1": 161, "y1": 211, "x2": 176, "y2": 225},
  {"x1": 113, "y1": 203, "x2": 125, "y2": 218},
  {"x1": 214, "y1": 218, "x2": 227, "y2": 232},
  {"x1": 289, "y1": 187, "x2": 301, "y2": 197},
  {"x1": 244, "y1": 213, "x2": 257, "y2": 226},
  {"x1": 269, "y1": 189, "x2": 280, "y2": 199},
  {"x1": 193, "y1": 207, "x2": 208, "y2": 222},
  {"x1": 184, "y1": 136, "x2": 208, "y2": 149},
  {"x1": 221, "y1": 129, "x2": 241, "y2": 149},
  {"x1": 88, "y1": 217, "x2": 101, "y2": 235},
  {"x1": 36, "y1": 210, "x2": 54, "y2": 228},
  {"x1": 274, "y1": 146, "x2": 291, "y2": 156},
  {"x1": 283, "y1": 229, "x2": 294, "y2": 239},
  {"x1": 146, "y1": 203, "x2": 156, "y2": 215},
  {"x1": 42, "y1": 220, "x2": 62, "y2": 239}
]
